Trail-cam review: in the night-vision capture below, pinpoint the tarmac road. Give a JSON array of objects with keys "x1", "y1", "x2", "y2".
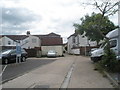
[{"x1": 2, "y1": 58, "x2": 56, "y2": 83}]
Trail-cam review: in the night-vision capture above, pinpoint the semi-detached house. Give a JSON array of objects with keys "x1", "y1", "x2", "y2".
[
  {"x1": 67, "y1": 33, "x2": 97, "y2": 55},
  {"x1": 0, "y1": 31, "x2": 63, "y2": 57}
]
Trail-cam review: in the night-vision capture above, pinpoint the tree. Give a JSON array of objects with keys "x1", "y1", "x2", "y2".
[
  {"x1": 93, "y1": 0, "x2": 119, "y2": 17},
  {"x1": 74, "y1": 13, "x2": 117, "y2": 45},
  {"x1": 74, "y1": 0, "x2": 119, "y2": 45}
]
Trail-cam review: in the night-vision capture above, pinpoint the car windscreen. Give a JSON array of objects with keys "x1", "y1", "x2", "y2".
[
  {"x1": 21, "y1": 49, "x2": 26, "y2": 53},
  {"x1": 48, "y1": 50, "x2": 55, "y2": 53},
  {"x1": 2, "y1": 50, "x2": 12, "y2": 55}
]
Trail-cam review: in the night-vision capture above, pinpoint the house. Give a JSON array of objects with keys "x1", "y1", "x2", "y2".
[
  {"x1": 0, "y1": 32, "x2": 63, "y2": 57},
  {"x1": 35, "y1": 32, "x2": 63, "y2": 56},
  {"x1": 67, "y1": 33, "x2": 97, "y2": 55},
  {"x1": 0, "y1": 32, "x2": 41, "y2": 50}
]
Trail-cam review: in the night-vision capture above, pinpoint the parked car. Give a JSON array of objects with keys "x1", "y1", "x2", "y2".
[
  {"x1": 47, "y1": 50, "x2": 57, "y2": 57},
  {"x1": 0, "y1": 49, "x2": 28, "y2": 64},
  {"x1": 90, "y1": 28, "x2": 120, "y2": 62}
]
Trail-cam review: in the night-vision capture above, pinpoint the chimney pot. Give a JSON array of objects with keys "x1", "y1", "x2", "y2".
[{"x1": 27, "y1": 31, "x2": 30, "y2": 35}]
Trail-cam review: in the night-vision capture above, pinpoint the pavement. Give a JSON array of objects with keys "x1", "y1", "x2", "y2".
[
  {"x1": 68, "y1": 56, "x2": 113, "y2": 88},
  {"x1": 2, "y1": 55, "x2": 114, "y2": 88}
]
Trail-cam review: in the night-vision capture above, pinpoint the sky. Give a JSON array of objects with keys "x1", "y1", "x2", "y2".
[{"x1": 0, "y1": 0, "x2": 119, "y2": 43}]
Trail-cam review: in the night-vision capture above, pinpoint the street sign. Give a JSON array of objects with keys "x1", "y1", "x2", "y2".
[
  {"x1": 16, "y1": 41, "x2": 21, "y2": 57},
  {"x1": 16, "y1": 46, "x2": 21, "y2": 57}
]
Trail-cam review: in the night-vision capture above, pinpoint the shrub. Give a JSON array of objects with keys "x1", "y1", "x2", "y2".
[{"x1": 99, "y1": 43, "x2": 119, "y2": 72}]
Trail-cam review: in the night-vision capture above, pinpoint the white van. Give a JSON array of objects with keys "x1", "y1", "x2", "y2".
[{"x1": 90, "y1": 28, "x2": 120, "y2": 62}]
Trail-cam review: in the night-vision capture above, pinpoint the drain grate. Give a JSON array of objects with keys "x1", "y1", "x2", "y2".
[{"x1": 33, "y1": 85, "x2": 49, "y2": 89}]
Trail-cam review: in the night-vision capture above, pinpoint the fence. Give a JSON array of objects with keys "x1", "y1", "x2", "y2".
[{"x1": 25, "y1": 49, "x2": 37, "y2": 57}]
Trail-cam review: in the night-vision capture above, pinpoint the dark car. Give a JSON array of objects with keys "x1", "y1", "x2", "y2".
[{"x1": 0, "y1": 49, "x2": 28, "y2": 64}]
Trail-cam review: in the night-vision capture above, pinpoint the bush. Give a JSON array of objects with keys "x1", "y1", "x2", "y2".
[{"x1": 99, "y1": 43, "x2": 119, "y2": 72}]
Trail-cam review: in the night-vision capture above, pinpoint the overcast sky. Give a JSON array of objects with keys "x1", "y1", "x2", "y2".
[{"x1": 0, "y1": 0, "x2": 119, "y2": 43}]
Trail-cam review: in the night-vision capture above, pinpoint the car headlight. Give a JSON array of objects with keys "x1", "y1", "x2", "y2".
[{"x1": 116, "y1": 56, "x2": 120, "y2": 60}]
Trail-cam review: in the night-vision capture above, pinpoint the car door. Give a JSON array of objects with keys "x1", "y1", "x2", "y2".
[{"x1": 10, "y1": 50, "x2": 16, "y2": 63}]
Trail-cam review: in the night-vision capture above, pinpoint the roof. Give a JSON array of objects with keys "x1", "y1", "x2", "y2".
[
  {"x1": 1, "y1": 35, "x2": 28, "y2": 41},
  {"x1": 34, "y1": 32, "x2": 63, "y2": 46},
  {"x1": 1, "y1": 32, "x2": 63, "y2": 46},
  {"x1": 106, "y1": 28, "x2": 119, "y2": 39},
  {"x1": 41, "y1": 37, "x2": 63, "y2": 46},
  {"x1": 47, "y1": 32, "x2": 61, "y2": 37},
  {"x1": 34, "y1": 32, "x2": 61, "y2": 38},
  {"x1": 67, "y1": 33, "x2": 78, "y2": 39}
]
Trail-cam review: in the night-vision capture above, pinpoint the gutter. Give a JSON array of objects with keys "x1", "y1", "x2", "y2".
[{"x1": 103, "y1": 71, "x2": 120, "y2": 89}]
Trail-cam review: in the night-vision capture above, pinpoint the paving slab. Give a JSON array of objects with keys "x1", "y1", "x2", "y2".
[{"x1": 68, "y1": 56, "x2": 114, "y2": 88}]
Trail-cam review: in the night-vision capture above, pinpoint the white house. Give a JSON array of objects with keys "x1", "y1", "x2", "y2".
[
  {"x1": 67, "y1": 33, "x2": 97, "y2": 55},
  {"x1": 0, "y1": 32, "x2": 41, "y2": 50},
  {"x1": 0, "y1": 32, "x2": 63, "y2": 57},
  {"x1": 0, "y1": 36, "x2": 16, "y2": 47},
  {"x1": 21, "y1": 33, "x2": 41, "y2": 49}
]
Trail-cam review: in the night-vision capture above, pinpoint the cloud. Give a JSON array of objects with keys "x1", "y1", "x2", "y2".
[
  {"x1": 1, "y1": 7, "x2": 41, "y2": 34},
  {"x1": 1, "y1": 0, "x2": 118, "y2": 43}
]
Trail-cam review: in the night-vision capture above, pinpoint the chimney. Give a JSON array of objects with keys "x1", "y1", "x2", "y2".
[{"x1": 27, "y1": 31, "x2": 30, "y2": 36}]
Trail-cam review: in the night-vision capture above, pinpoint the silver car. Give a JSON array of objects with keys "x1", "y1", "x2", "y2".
[{"x1": 47, "y1": 50, "x2": 57, "y2": 57}]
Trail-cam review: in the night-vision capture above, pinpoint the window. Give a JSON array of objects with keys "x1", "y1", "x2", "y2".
[
  {"x1": 110, "y1": 40, "x2": 117, "y2": 48},
  {"x1": 25, "y1": 40, "x2": 28, "y2": 43},
  {"x1": 13, "y1": 41, "x2": 15, "y2": 45},
  {"x1": 8, "y1": 41, "x2": 11, "y2": 45},
  {"x1": 82, "y1": 36, "x2": 85, "y2": 38},
  {"x1": 11, "y1": 50, "x2": 16, "y2": 55},
  {"x1": 72, "y1": 37, "x2": 75, "y2": 43},
  {"x1": 32, "y1": 39, "x2": 37, "y2": 43}
]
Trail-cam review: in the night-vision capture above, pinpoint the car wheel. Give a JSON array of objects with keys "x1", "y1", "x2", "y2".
[
  {"x1": 5, "y1": 59, "x2": 8, "y2": 64},
  {"x1": 22, "y1": 57, "x2": 26, "y2": 62}
]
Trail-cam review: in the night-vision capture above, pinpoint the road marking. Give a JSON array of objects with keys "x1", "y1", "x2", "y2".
[
  {"x1": 60, "y1": 60, "x2": 76, "y2": 88},
  {"x1": 0, "y1": 65, "x2": 7, "y2": 77}
]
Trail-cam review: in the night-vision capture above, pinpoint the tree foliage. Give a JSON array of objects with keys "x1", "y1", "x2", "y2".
[
  {"x1": 74, "y1": 0, "x2": 119, "y2": 45},
  {"x1": 74, "y1": 13, "x2": 118, "y2": 45}
]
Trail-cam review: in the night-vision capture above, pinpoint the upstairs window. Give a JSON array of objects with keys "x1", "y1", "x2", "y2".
[
  {"x1": 72, "y1": 37, "x2": 75, "y2": 43},
  {"x1": 13, "y1": 41, "x2": 14, "y2": 45},
  {"x1": 32, "y1": 39, "x2": 37, "y2": 43},
  {"x1": 82, "y1": 36, "x2": 85, "y2": 38},
  {"x1": 25, "y1": 40, "x2": 28, "y2": 43},
  {"x1": 8, "y1": 41, "x2": 11, "y2": 45}
]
